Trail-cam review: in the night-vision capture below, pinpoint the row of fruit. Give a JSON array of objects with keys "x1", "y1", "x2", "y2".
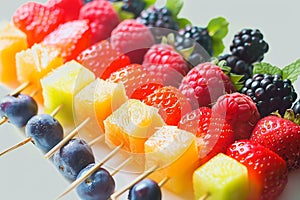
[{"x1": 0, "y1": 0, "x2": 300, "y2": 199}]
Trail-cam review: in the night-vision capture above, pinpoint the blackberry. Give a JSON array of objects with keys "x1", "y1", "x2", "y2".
[
  {"x1": 108, "y1": 0, "x2": 146, "y2": 18},
  {"x1": 292, "y1": 100, "x2": 300, "y2": 114},
  {"x1": 218, "y1": 54, "x2": 253, "y2": 80},
  {"x1": 177, "y1": 25, "x2": 213, "y2": 56},
  {"x1": 241, "y1": 74, "x2": 297, "y2": 117},
  {"x1": 230, "y1": 29, "x2": 269, "y2": 64},
  {"x1": 137, "y1": 6, "x2": 179, "y2": 42}
]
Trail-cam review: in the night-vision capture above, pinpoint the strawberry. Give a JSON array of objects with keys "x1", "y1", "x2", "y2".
[
  {"x1": 42, "y1": 20, "x2": 91, "y2": 62},
  {"x1": 108, "y1": 64, "x2": 164, "y2": 98},
  {"x1": 227, "y1": 140, "x2": 288, "y2": 200},
  {"x1": 110, "y1": 19, "x2": 155, "y2": 64},
  {"x1": 142, "y1": 44, "x2": 189, "y2": 87},
  {"x1": 212, "y1": 92, "x2": 260, "y2": 140},
  {"x1": 79, "y1": 0, "x2": 120, "y2": 44},
  {"x1": 76, "y1": 40, "x2": 130, "y2": 79},
  {"x1": 46, "y1": 0, "x2": 83, "y2": 22},
  {"x1": 12, "y1": 2, "x2": 64, "y2": 47},
  {"x1": 143, "y1": 86, "x2": 192, "y2": 126},
  {"x1": 179, "y1": 62, "x2": 235, "y2": 109},
  {"x1": 178, "y1": 107, "x2": 234, "y2": 164},
  {"x1": 130, "y1": 83, "x2": 163, "y2": 101},
  {"x1": 250, "y1": 114, "x2": 300, "y2": 171}
]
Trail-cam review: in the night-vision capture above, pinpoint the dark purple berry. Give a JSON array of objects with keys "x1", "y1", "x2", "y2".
[
  {"x1": 0, "y1": 94, "x2": 38, "y2": 127},
  {"x1": 76, "y1": 164, "x2": 115, "y2": 200},
  {"x1": 53, "y1": 138, "x2": 95, "y2": 181},
  {"x1": 25, "y1": 114, "x2": 63, "y2": 153},
  {"x1": 128, "y1": 178, "x2": 161, "y2": 200},
  {"x1": 108, "y1": 0, "x2": 146, "y2": 18},
  {"x1": 241, "y1": 74, "x2": 297, "y2": 117},
  {"x1": 230, "y1": 29, "x2": 269, "y2": 64},
  {"x1": 292, "y1": 100, "x2": 300, "y2": 115}
]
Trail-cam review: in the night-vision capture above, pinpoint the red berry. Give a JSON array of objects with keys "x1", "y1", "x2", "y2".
[
  {"x1": 143, "y1": 44, "x2": 189, "y2": 87},
  {"x1": 42, "y1": 20, "x2": 91, "y2": 62},
  {"x1": 12, "y1": 2, "x2": 64, "y2": 47},
  {"x1": 108, "y1": 64, "x2": 163, "y2": 98},
  {"x1": 251, "y1": 115, "x2": 300, "y2": 171},
  {"x1": 130, "y1": 83, "x2": 163, "y2": 101},
  {"x1": 46, "y1": 0, "x2": 83, "y2": 22},
  {"x1": 212, "y1": 92, "x2": 260, "y2": 140},
  {"x1": 227, "y1": 140, "x2": 288, "y2": 200},
  {"x1": 76, "y1": 40, "x2": 130, "y2": 80},
  {"x1": 143, "y1": 86, "x2": 192, "y2": 126},
  {"x1": 179, "y1": 62, "x2": 235, "y2": 109},
  {"x1": 179, "y1": 107, "x2": 234, "y2": 164},
  {"x1": 79, "y1": 0, "x2": 120, "y2": 44},
  {"x1": 110, "y1": 19, "x2": 154, "y2": 64}
]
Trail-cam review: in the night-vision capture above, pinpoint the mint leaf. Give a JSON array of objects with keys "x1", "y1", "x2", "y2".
[
  {"x1": 282, "y1": 59, "x2": 300, "y2": 83},
  {"x1": 166, "y1": 0, "x2": 184, "y2": 17},
  {"x1": 144, "y1": 0, "x2": 157, "y2": 8},
  {"x1": 207, "y1": 17, "x2": 229, "y2": 40},
  {"x1": 113, "y1": 2, "x2": 134, "y2": 20},
  {"x1": 212, "y1": 39, "x2": 225, "y2": 57},
  {"x1": 176, "y1": 17, "x2": 192, "y2": 29},
  {"x1": 253, "y1": 62, "x2": 282, "y2": 75}
]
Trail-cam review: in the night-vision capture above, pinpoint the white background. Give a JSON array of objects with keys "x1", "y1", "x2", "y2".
[{"x1": 0, "y1": 0, "x2": 300, "y2": 199}]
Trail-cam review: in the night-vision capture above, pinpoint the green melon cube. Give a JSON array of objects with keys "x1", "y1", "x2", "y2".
[
  {"x1": 193, "y1": 153, "x2": 249, "y2": 200},
  {"x1": 41, "y1": 60, "x2": 95, "y2": 126}
]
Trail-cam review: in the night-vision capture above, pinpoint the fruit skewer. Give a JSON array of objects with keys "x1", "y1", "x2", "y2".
[
  {"x1": 0, "y1": 104, "x2": 62, "y2": 156},
  {"x1": 57, "y1": 144, "x2": 125, "y2": 199}
]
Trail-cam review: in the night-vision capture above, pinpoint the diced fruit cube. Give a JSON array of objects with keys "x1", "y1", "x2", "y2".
[
  {"x1": 74, "y1": 78, "x2": 128, "y2": 141},
  {"x1": 0, "y1": 21, "x2": 27, "y2": 88},
  {"x1": 104, "y1": 99, "x2": 165, "y2": 153},
  {"x1": 145, "y1": 126, "x2": 199, "y2": 194},
  {"x1": 193, "y1": 153, "x2": 249, "y2": 200},
  {"x1": 41, "y1": 60, "x2": 95, "y2": 126},
  {"x1": 16, "y1": 44, "x2": 63, "y2": 103}
]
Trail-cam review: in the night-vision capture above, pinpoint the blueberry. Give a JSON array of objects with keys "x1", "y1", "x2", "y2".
[
  {"x1": 53, "y1": 138, "x2": 95, "y2": 181},
  {"x1": 76, "y1": 164, "x2": 115, "y2": 200},
  {"x1": 25, "y1": 114, "x2": 64, "y2": 153},
  {"x1": 128, "y1": 179, "x2": 162, "y2": 200},
  {"x1": 0, "y1": 94, "x2": 38, "y2": 127}
]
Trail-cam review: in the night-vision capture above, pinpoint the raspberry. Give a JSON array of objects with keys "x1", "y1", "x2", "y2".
[
  {"x1": 143, "y1": 44, "x2": 189, "y2": 86},
  {"x1": 240, "y1": 74, "x2": 298, "y2": 117},
  {"x1": 179, "y1": 62, "x2": 235, "y2": 108},
  {"x1": 230, "y1": 29, "x2": 269, "y2": 64},
  {"x1": 110, "y1": 19, "x2": 154, "y2": 64},
  {"x1": 218, "y1": 54, "x2": 253, "y2": 80},
  {"x1": 212, "y1": 92, "x2": 260, "y2": 140}
]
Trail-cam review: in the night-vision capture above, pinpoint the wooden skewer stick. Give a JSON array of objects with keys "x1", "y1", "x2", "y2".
[
  {"x1": 10, "y1": 81, "x2": 30, "y2": 96},
  {"x1": 88, "y1": 135, "x2": 105, "y2": 146},
  {"x1": 110, "y1": 156, "x2": 133, "y2": 176},
  {"x1": 110, "y1": 165, "x2": 158, "y2": 200},
  {"x1": 50, "y1": 104, "x2": 64, "y2": 118},
  {"x1": 0, "y1": 137, "x2": 32, "y2": 157},
  {"x1": 158, "y1": 177, "x2": 169, "y2": 187},
  {"x1": 0, "y1": 105, "x2": 64, "y2": 157},
  {"x1": 198, "y1": 192, "x2": 210, "y2": 200},
  {"x1": 44, "y1": 118, "x2": 90, "y2": 159},
  {"x1": 0, "y1": 117, "x2": 8, "y2": 125},
  {"x1": 56, "y1": 144, "x2": 123, "y2": 200}
]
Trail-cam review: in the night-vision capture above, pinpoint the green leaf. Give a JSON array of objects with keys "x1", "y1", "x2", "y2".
[
  {"x1": 166, "y1": 0, "x2": 184, "y2": 17},
  {"x1": 212, "y1": 39, "x2": 225, "y2": 57},
  {"x1": 144, "y1": 0, "x2": 157, "y2": 8},
  {"x1": 282, "y1": 59, "x2": 300, "y2": 83},
  {"x1": 207, "y1": 17, "x2": 229, "y2": 40},
  {"x1": 113, "y1": 2, "x2": 135, "y2": 21},
  {"x1": 179, "y1": 45, "x2": 195, "y2": 60},
  {"x1": 176, "y1": 18, "x2": 192, "y2": 29},
  {"x1": 253, "y1": 62, "x2": 282, "y2": 75}
]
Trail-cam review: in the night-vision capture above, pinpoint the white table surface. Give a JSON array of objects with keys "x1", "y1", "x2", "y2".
[{"x1": 1, "y1": 0, "x2": 300, "y2": 200}]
